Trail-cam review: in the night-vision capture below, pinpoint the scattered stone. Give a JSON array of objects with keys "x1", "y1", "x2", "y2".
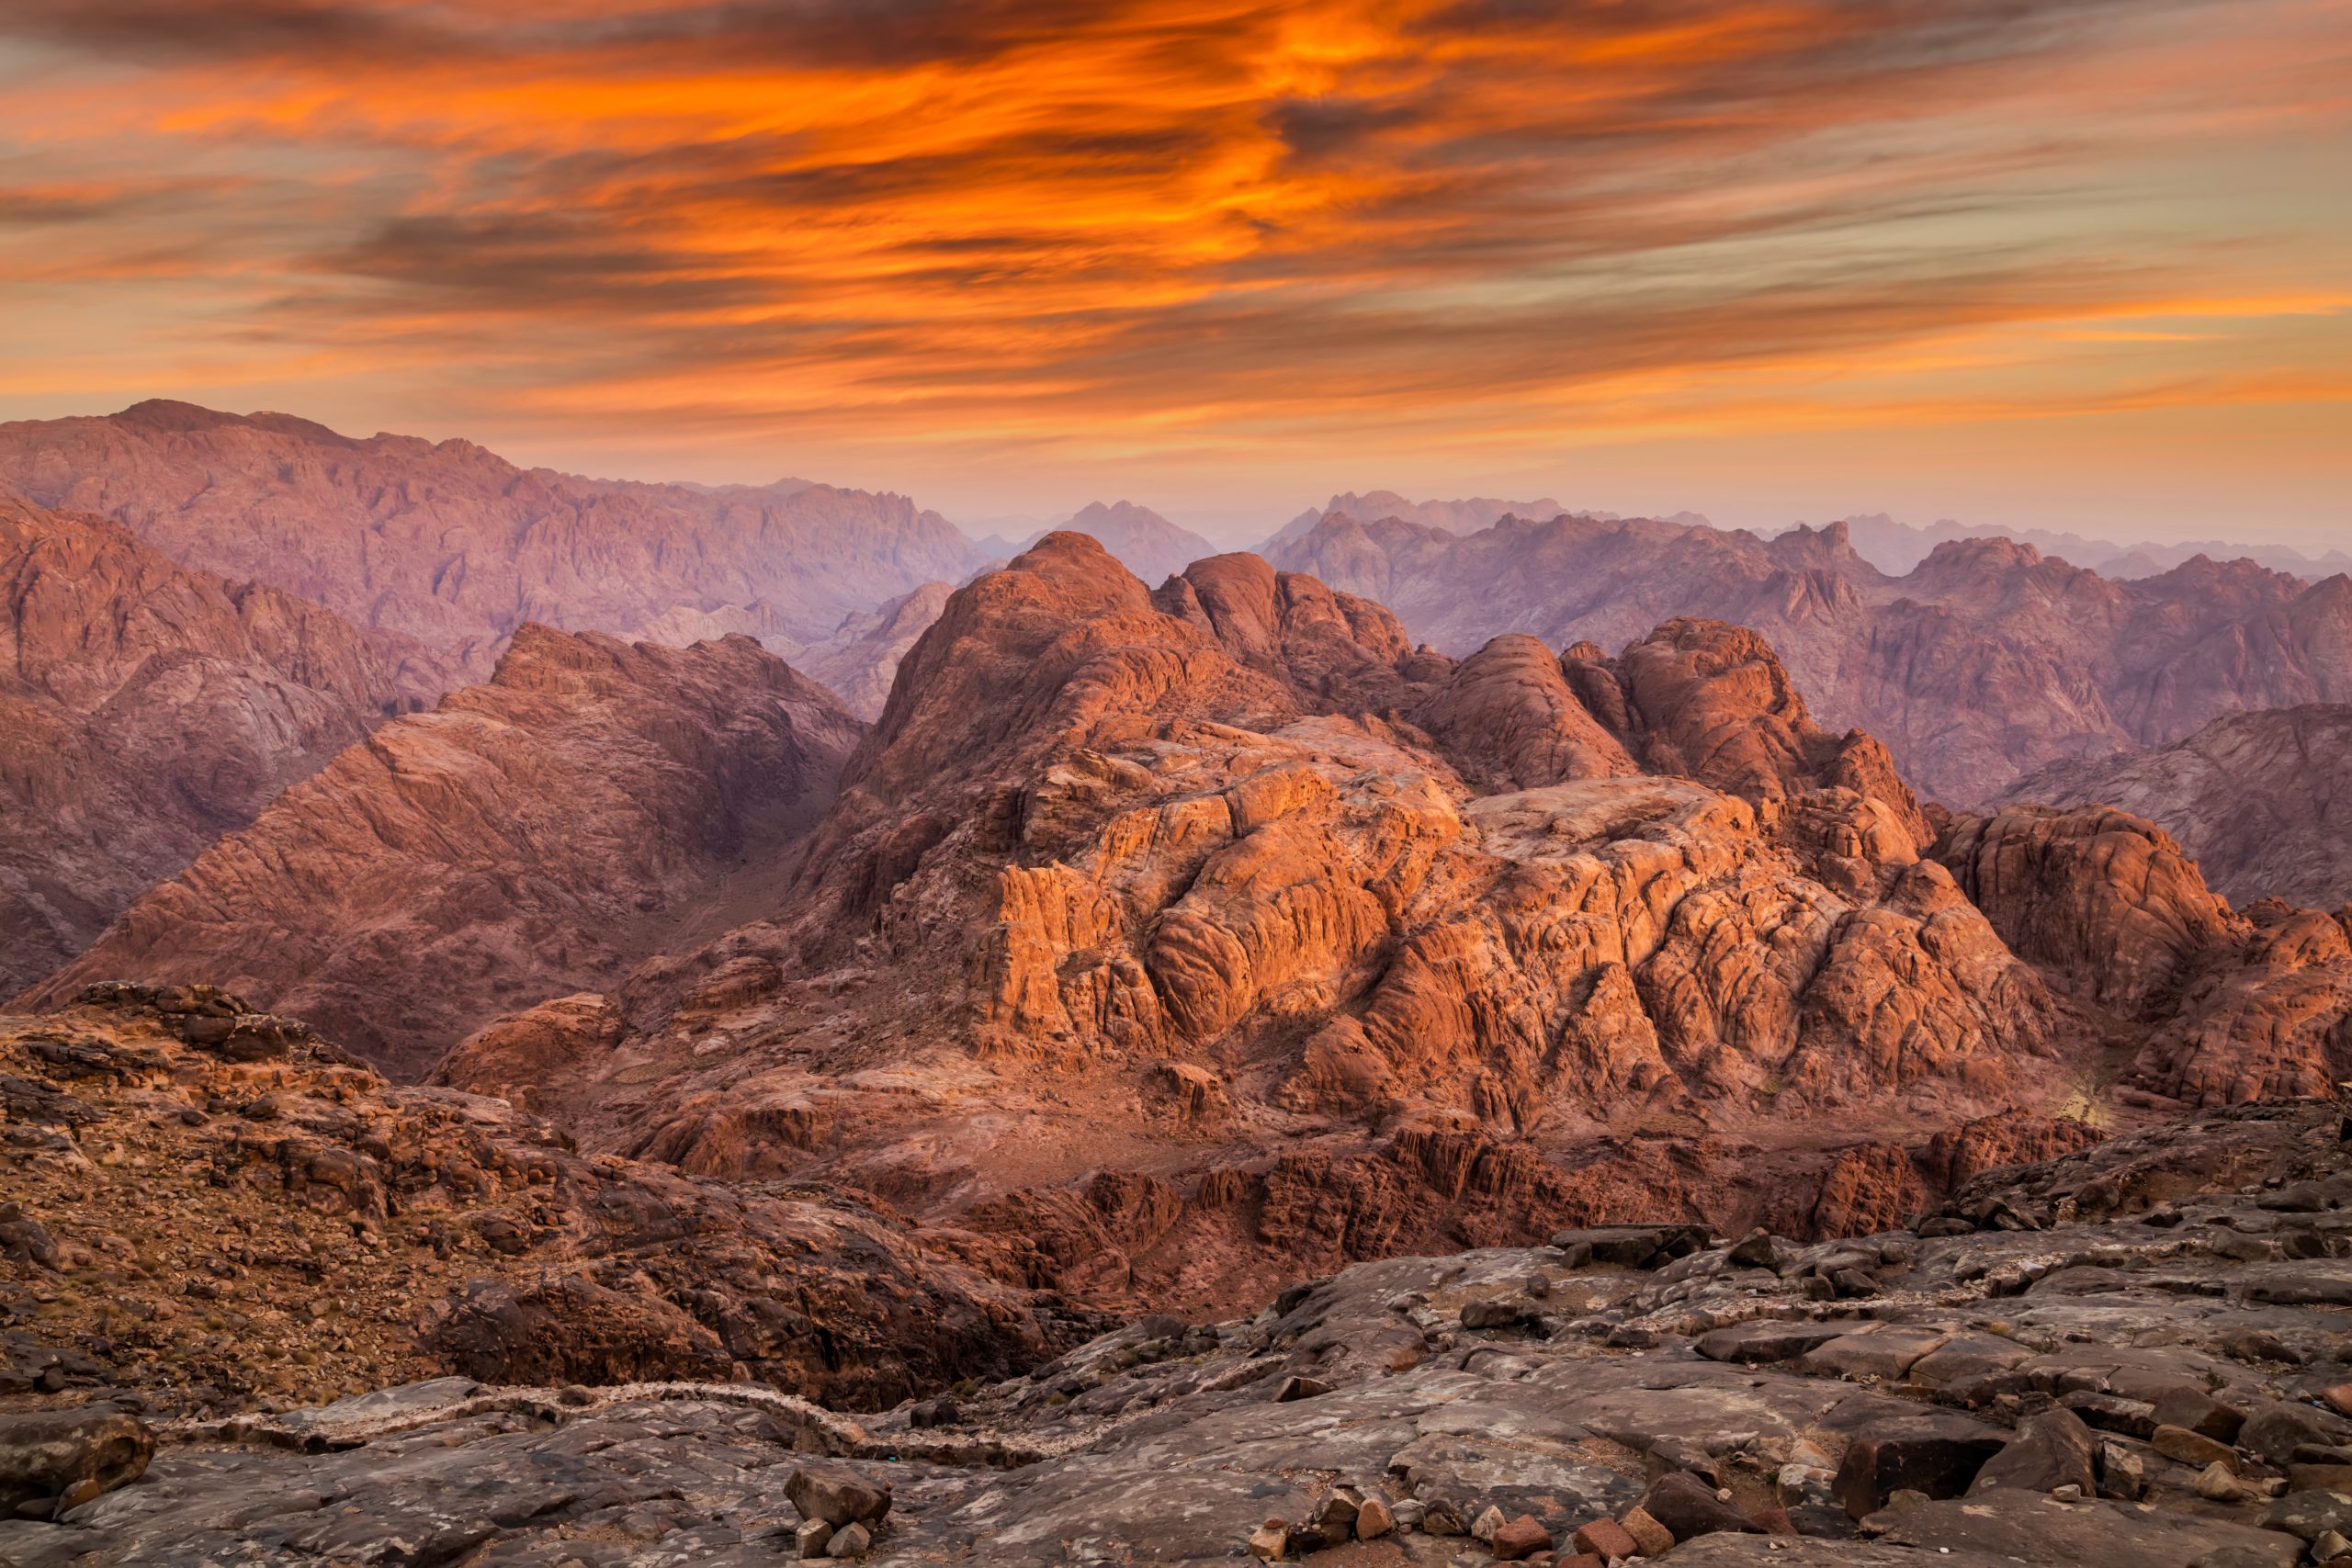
[
  {"x1": 1472, "y1": 1504, "x2": 1506, "y2": 1542},
  {"x1": 2195, "y1": 1461, "x2": 2253, "y2": 1503},
  {"x1": 1546, "y1": 1224, "x2": 1709, "y2": 1269},
  {"x1": 1725, "y1": 1229, "x2": 1782, "y2": 1269},
  {"x1": 1490, "y1": 1514, "x2": 1554, "y2": 1560},
  {"x1": 2097, "y1": 1439, "x2": 2144, "y2": 1501},
  {"x1": 1968, "y1": 1406, "x2": 2096, "y2": 1497},
  {"x1": 1311, "y1": 1489, "x2": 1360, "y2": 1540},
  {"x1": 1249, "y1": 1518, "x2": 1289, "y2": 1561},
  {"x1": 786, "y1": 1461, "x2": 892, "y2": 1529},
  {"x1": 825, "y1": 1521, "x2": 871, "y2": 1558},
  {"x1": 2151, "y1": 1423, "x2": 2238, "y2": 1472},
  {"x1": 1640, "y1": 1470, "x2": 1760, "y2": 1539},
  {"x1": 1356, "y1": 1495, "x2": 1395, "y2": 1540},
  {"x1": 1572, "y1": 1517, "x2": 1639, "y2": 1560},
  {"x1": 1619, "y1": 1504, "x2": 1675, "y2": 1556},
  {"x1": 2150, "y1": 1385, "x2": 2245, "y2": 1443},
  {"x1": 1834, "y1": 1411, "x2": 2007, "y2": 1518},
  {"x1": 2061, "y1": 1391, "x2": 2157, "y2": 1438},
  {"x1": 796, "y1": 1518, "x2": 833, "y2": 1558},
  {"x1": 1461, "y1": 1298, "x2": 1526, "y2": 1330}
]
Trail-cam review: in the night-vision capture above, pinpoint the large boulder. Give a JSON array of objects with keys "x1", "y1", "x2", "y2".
[
  {"x1": 0, "y1": 1406, "x2": 153, "y2": 1520},
  {"x1": 786, "y1": 1461, "x2": 894, "y2": 1529}
]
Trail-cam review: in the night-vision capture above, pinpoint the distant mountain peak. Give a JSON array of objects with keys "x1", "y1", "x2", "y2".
[{"x1": 1021, "y1": 499, "x2": 1217, "y2": 583}]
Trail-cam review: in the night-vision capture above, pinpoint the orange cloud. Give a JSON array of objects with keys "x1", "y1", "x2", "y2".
[{"x1": 0, "y1": 0, "x2": 2346, "y2": 536}]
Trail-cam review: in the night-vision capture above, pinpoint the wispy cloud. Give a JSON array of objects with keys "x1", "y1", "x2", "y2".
[{"x1": 0, "y1": 0, "x2": 2346, "y2": 535}]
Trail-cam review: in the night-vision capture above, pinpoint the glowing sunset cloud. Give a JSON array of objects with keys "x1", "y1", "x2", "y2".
[{"x1": 0, "y1": 0, "x2": 2346, "y2": 541}]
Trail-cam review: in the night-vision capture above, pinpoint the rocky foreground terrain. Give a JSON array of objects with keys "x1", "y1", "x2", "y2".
[
  {"x1": 7, "y1": 1010, "x2": 2352, "y2": 1564},
  {"x1": 0, "y1": 984, "x2": 1094, "y2": 1421},
  {"x1": 2004, "y1": 705, "x2": 2352, "y2": 911},
  {"x1": 1265, "y1": 509, "x2": 2352, "y2": 803}
]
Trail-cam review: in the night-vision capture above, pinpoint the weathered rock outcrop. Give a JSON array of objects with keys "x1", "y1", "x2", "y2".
[
  {"x1": 0, "y1": 985, "x2": 1086, "y2": 1418},
  {"x1": 0, "y1": 400, "x2": 984, "y2": 677},
  {"x1": 14, "y1": 1098, "x2": 2352, "y2": 1566},
  {"x1": 1938, "y1": 806, "x2": 2352, "y2": 1106},
  {"x1": 19, "y1": 627, "x2": 862, "y2": 1077},
  {"x1": 0, "y1": 497, "x2": 440, "y2": 994},
  {"x1": 1937, "y1": 806, "x2": 2235, "y2": 1019},
  {"x1": 2004, "y1": 704, "x2": 2352, "y2": 910},
  {"x1": 439, "y1": 536, "x2": 2105, "y2": 1314},
  {"x1": 1266, "y1": 511, "x2": 2352, "y2": 803},
  {"x1": 1410, "y1": 635, "x2": 1637, "y2": 791}
]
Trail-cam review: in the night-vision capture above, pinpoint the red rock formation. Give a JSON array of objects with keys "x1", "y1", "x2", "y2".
[
  {"x1": 2137, "y1": 902, "x2": 2352, "y2": 1107},
  {"x1": 0, "y1": 497, "x2": 439, "y2": 994},
  {"x1": 1938, "y1": 805, "x2": 2352, "y2": 1107},
  {"x1": 1265, "y1": 511, "x2": 2352, "y2": 804},
  {"x1": 2003, "y1": 703, "x2": 2352, "y2": 910},
  {"x1": 0, "y1": 400, "x2": 982, "y2": 677},
  {"x1": 1936, "y1": 805, "x2": 2234, "y2": 1018},
  {"x1": 436, "y1": 536, "x2": 2098, "y2": 1314},
  {"x1": 1410, "y1": 635, "x2": 1637, "y2": 791},
  {"x1": 18, "y1": 626, "x2": 861, "y2": 1078}
]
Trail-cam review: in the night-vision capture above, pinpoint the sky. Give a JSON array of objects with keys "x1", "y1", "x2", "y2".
[{"x1": 0, "y1": 0, "x2": 2346, "y2": 546}]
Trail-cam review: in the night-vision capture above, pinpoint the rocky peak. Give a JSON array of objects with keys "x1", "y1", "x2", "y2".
[
  {"x1": 0, "y1": 401, "x2": 986, "y2": 677},
  {"x1": 1410, "y1": 634, "x2": 1636, "y2": 791},
  {"x1": 419, "y1": 549, "x2": 2186, "y2": 1313},
  {"x1": 18, "y1": 626, "x2": 863, "y2": 1077},
  {"x1": 0, "y1": 497, "x2": 435, "y2": 995},
  {"x1": 1937, "y1": 804, "x2": 2236, "y2": 1018}
]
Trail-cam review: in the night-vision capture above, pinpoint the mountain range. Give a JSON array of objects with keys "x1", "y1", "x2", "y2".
[
  {"x1": 1835, "y1": 511, "x2": 2352, "y2": 582},
  {"x1": 1263, "y1": 509, "x2": 2352, "y2": 804},
  {"x1": 7, "y1": 404, "x2": 2352, "y2": 1565}
]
